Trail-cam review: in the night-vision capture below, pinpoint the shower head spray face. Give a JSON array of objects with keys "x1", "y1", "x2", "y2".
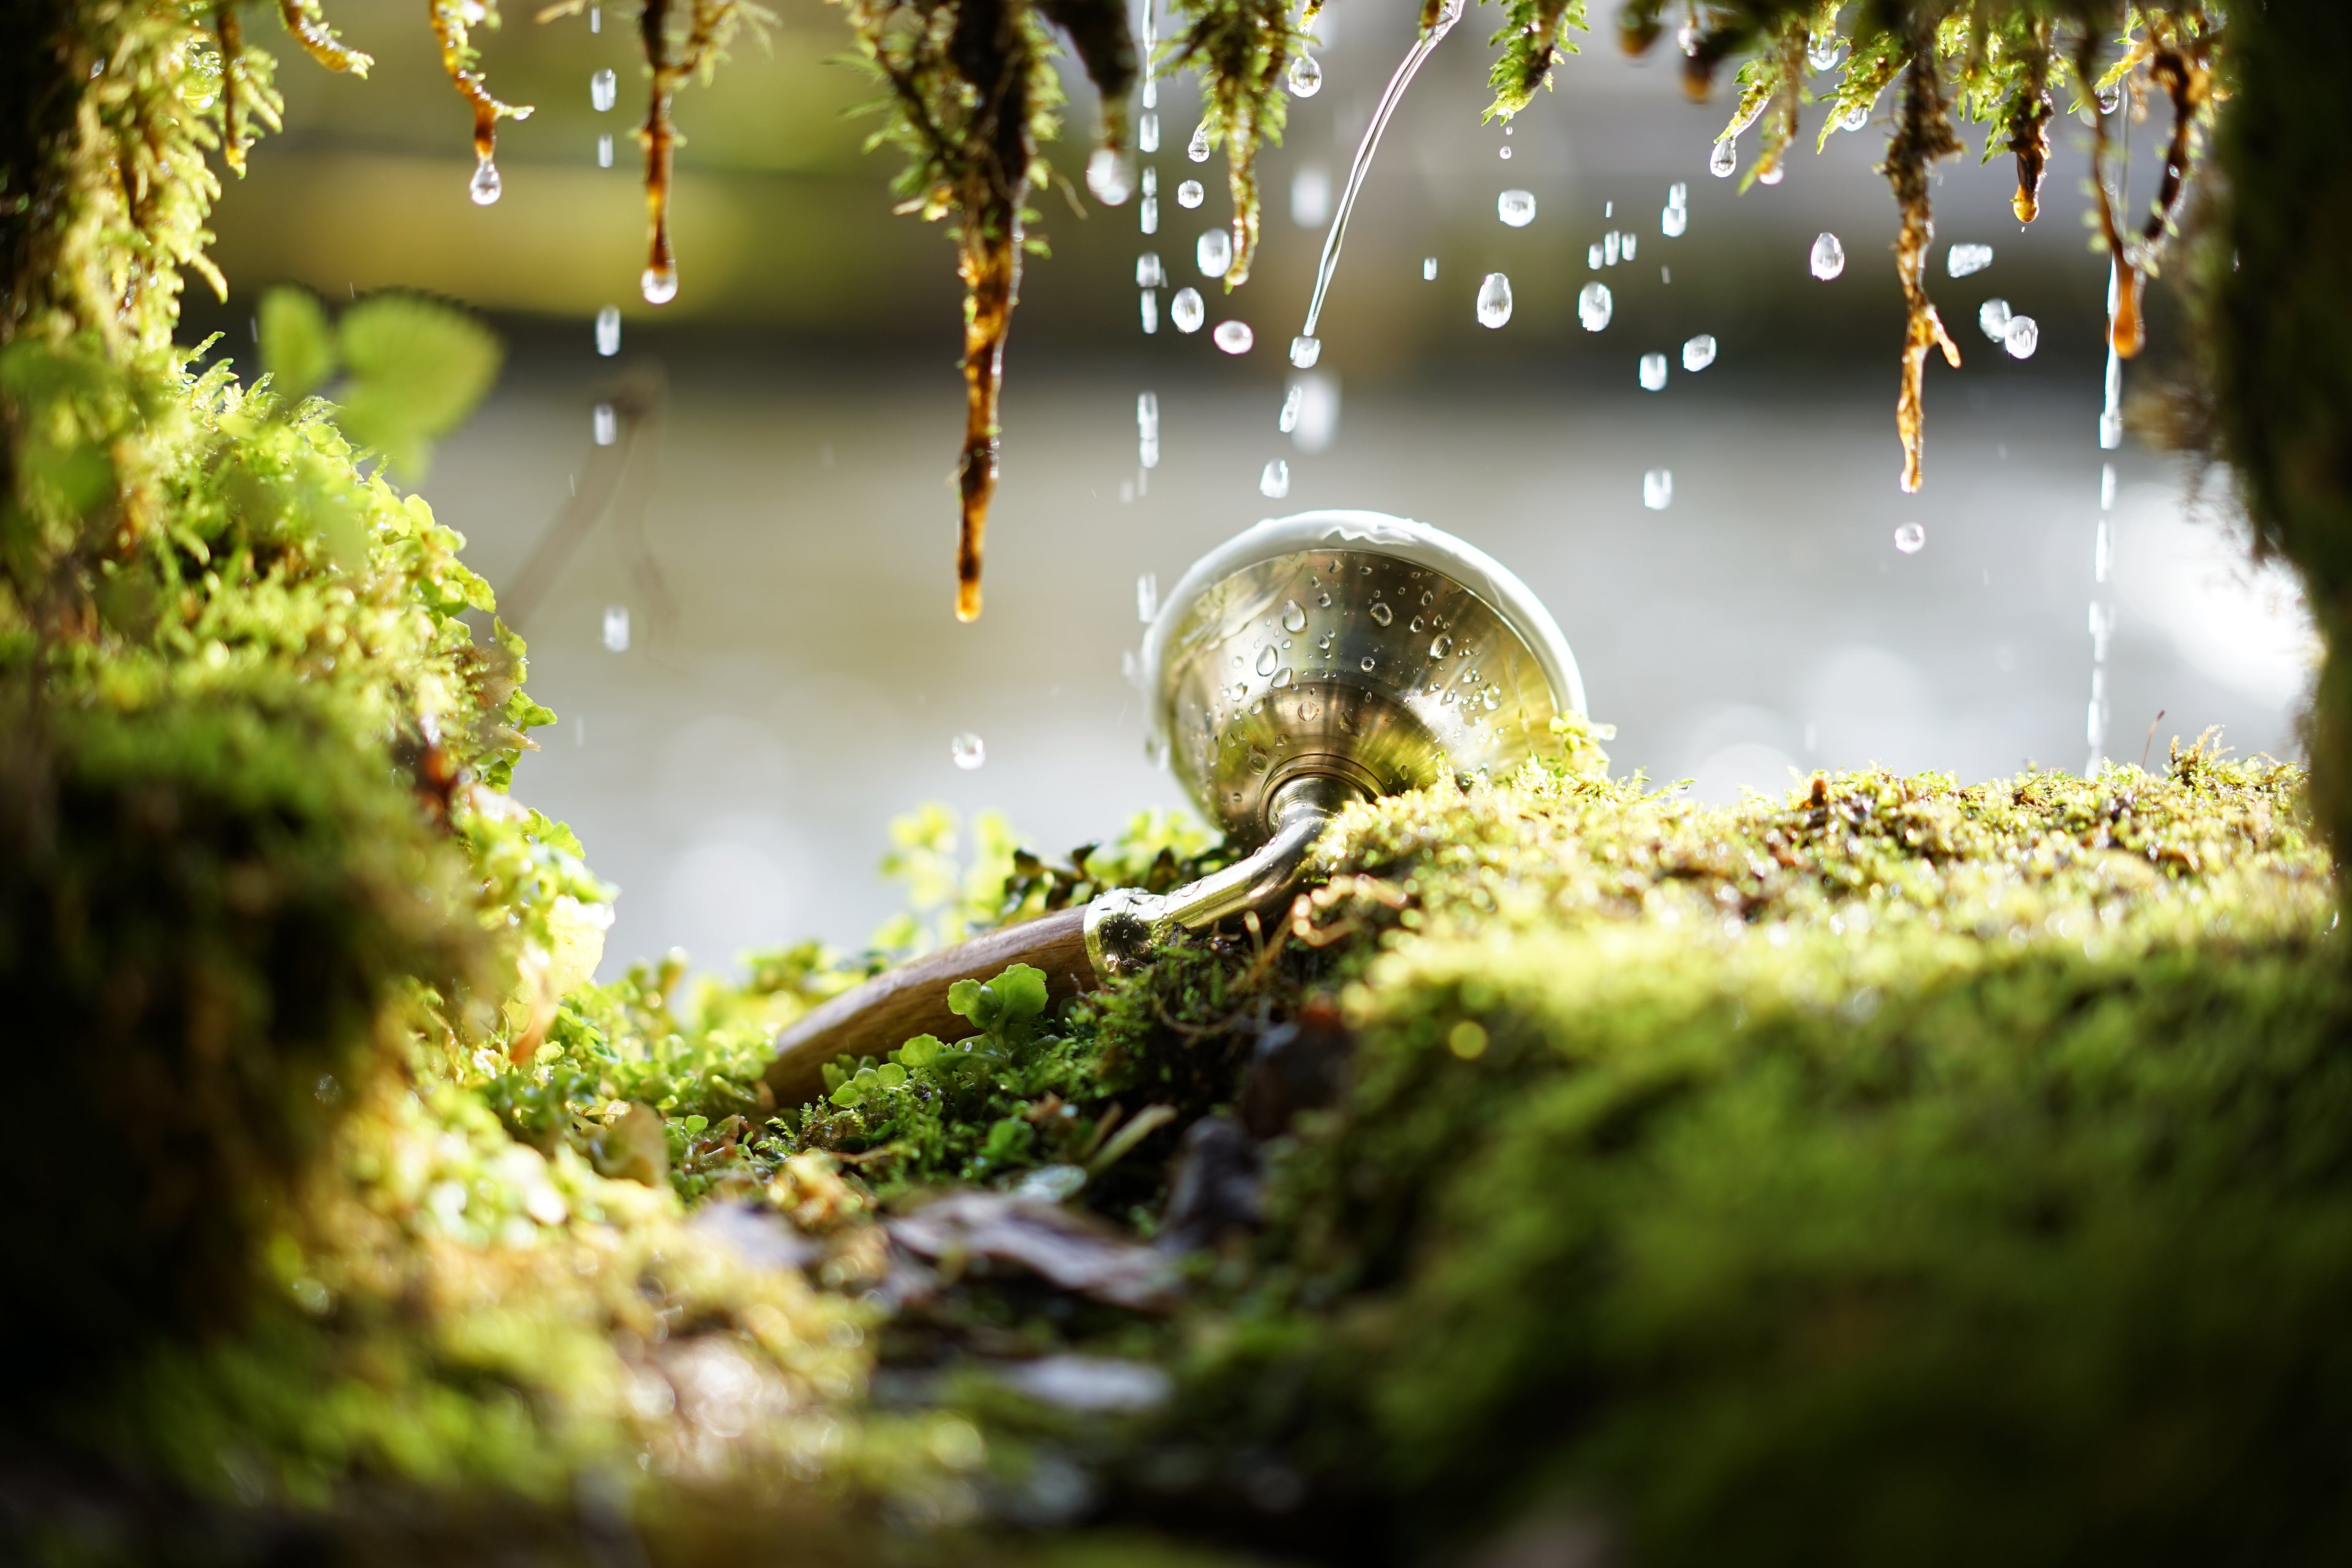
[{"x1": 1141, "y1": 510, "x2": 1586, "y2": 842}]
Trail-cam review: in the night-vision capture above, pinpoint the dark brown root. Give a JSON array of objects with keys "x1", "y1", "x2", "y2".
[
  {"x1": 429, "y1": 0, "x2": 533, "y2": 165},
  {"x1": 1884, "y1": 51, "x2": 1962, "y2": 494},
  {"x1": 215, "y1": 2, "x2": 247, "y2": 173}
]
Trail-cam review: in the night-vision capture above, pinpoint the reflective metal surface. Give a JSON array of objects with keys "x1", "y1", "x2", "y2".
[{"x1": 1159, "y1": 545, "x2": 1577, "y2": 842}]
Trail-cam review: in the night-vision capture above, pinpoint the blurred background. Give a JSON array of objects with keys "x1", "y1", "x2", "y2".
[{"x1": 181, "y1": 0, "x2": 2314, "y2": 974}]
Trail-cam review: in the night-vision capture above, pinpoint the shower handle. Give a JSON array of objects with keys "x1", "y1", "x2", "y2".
[{"x1": 759, "y1": 775, "x2": 1357, "y2": 1112}]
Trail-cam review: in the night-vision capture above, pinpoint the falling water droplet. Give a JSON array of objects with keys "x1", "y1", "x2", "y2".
[
  {"x1": 1278, "y1": 385, "x2": 1303, "y2": 432},
  {"x1": 1139, "y1": 112, "x2": 1160, "y2": 153},
  {"x1": 1087, "y1": 146, "x2": 1133, "y2": 205},
  {"x1": 597, "y1": 134, "x2": 614, "y2": 168},
  {"x1": 591, "y1": 68, "x2": 617, "y2": 113},
  {"x1": 1188, "y1": 123, "x2": 1212, "y2": 162},
  {"x1": 1140, "y1": 292, "x2": 1159, "y2": 333},
  {"x1": 1213, "y1": 320, "x2": 1255, "y2": 354},
  {"x1": 2003, "y1": 314, "x2": 2040, "y2": 359},
  {"x1": 951, "y1": 732, "x2": 986, "y2": 769},
  {"x1": 1498, "y1": 189, "x2": 1536, "y2": 227},
  {"x1": 1604, "y1": 231, "x2": 1621, "y2": 266},
  {"x1": 1978, "y1": 297, "x2": 2012, "y2": 341},
  {"x1": 1710, "y1": 138, "x2": 1738, "y2": 178},
  {"x1": 1289, "y1": 335, "x2": 1321, "y2": 368},
  {"x1": 469, "y1": 154, "x2": 502, "y2": 206},
  {"x1": 1137, "y1": 391, "x2": 1158, "y2": 469},
  {"x1": 1140, "y1": 194, "x2": 1158, "y2": 235},
  {"x1": 590, "y1": 3, "x2": 600, "y2": 32},
  {"x1": 1947, "y1": 242, "x2": 1994, "y2": 278},
  {"x1": 602, "y1": 605, "x2": 630, "y2": 650},
  {"x1": 1259, "y1": 459, "x2": 1291, "y2": 497},
  {"x1": 595, "y1": 305, "x2": 622, "y2": 356},
  {"x1": 1499, "y1": 145, "x2": 1512, "y2": 160},
  {"x1": 1257, "y1": 644, "x2": 1280, "y2": 676},
  {"x1": 1289, "y1": 53, "x2": 1323, "y2": 97},
  {"x1": 640, "y1": 263, "x2": 677, "y2": 304},
  {"x1": 1643, "y1": 469, "x2": 1673, "y2": 510},
  {"x1": 1682, "y1": 333, "x2": 1717, "y2": 371},
  {"x1": 1170, "y1": 288, "x2": 1205, "y2": 333},
  {"x1": 1177, "y1": 179, "x2": 1205, "y2": 209},
  {"x1": 1809, "y1": 232, "x2": 1845, "y2": 279},
  {"x1": 592, "y1": 402, "x2": 617, "y2": 446},
  {"x1": 1588, "y1": 243, "x2": 1604, "y2": 269},
  {"x1": 1894, "y1": 522, "x2": 1926, "y2": 554},
  {"x1": 1197, "y1": 228, "x2": 1233, "y2": 277},
  {"x1": 1369, "y1": 601, "x2": 1393, "y2": 626},
  {"x1": 1137, "y1": 570, "x2": 1159, "y2": 623},
  {"x1": 1578, "y1": 281, "x2": 1613, "y2": 332},
  {"x1": 1281, "y1": 600, "x2": 1308, "y2": 633},
  {"x1": 1623, "y1": 233, "x2": 1638, "y2": 261},
  {"x1": 1137, "y1": 252, "x2": 1165, "y2": 288},
  {"x1": 1476, "y1": 273, "x2": 1513, "y2": 328},
  {"x1": 1638, "y1": 353, "x2": 1668, "y2": 391},
  {"x1": 1662, "y1": 204, "x2": 1687, "y2": 238}
]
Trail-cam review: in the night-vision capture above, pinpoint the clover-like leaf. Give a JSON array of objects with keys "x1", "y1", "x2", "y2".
[
  {"x1": 334, "y1": 293, "x2": 501, "y2": 481},
  {"x1": 258, "y1": 286, "x2": 337, "y2": 405}
]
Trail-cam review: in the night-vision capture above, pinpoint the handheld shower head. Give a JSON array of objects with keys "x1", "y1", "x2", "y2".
[{"x1": 763, "y1": 510, "x2": 1585, "y2": 1106}]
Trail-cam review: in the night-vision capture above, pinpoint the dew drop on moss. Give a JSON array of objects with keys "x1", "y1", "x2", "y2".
[
  {"x1": 469, "y1": 155, "x2": 502, "y2": 206},
  {"x1": 1710, "y1": 138, "x2": 1738, "y2": 178},
  {"x1": 1288, "y1": 54, "x2": 1322, "y2": 97},
  {"x1": 1188, "y1": 123, "x2": 1211, "y2": 162}
]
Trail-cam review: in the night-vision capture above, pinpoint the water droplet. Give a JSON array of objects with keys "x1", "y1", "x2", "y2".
[
  {"x1": 1177, "y1": 178, "x2": 1205, "y2": 209},
  {"x1": 1257, "y1": 644, "x2": 1280, "y2": 676},
  {"x1": 1894, "y1": 522, "x2": 1926, "y2": 554},
  {"x1": 594, "y1": 305, "x2": 621, "y2": 356},
  {"x1": 1409, "y1": 615, "x2": 1425, "y2": 633},
  {"x1": 2097, "y1": 81, "x2": 2122, "y2": 113},
  {"x1": 592, "y1": 402, "x2": 616, "y2": 446},
  {"x1": 469, "y1": 155, "x2": 502, "y2": 206},
  {"x1": 1643, "y1": 469, "x2": 1673, "y2": 510},
  {"x1": 1662, "y1": 205, "x2": 1687, "y2": 237},
  {"x1": 1247, "y1": 748, "x2": 1269, "y2": 774},
  {"x1": 1476, "y1": 272, "x2": 1513, "y2": 328},
  {"x1": 1316, "y1": 592, "x2": 1332, "y2": 609},
  {"x1": 1758, "y1": 163, "x2": 1784, "y2": 186},
  {"x1": 639, "y1": 263, "x2": 677, "y2": 305},
  {"x1": 1281, "y1": 600, "x2": 1308, "y2": 633},
  {"x1": 1578, "y1": 281, "x2": 1613, "y2": 332},
  {"x1": 1140, "y1": 194, "x2": 1159, "y2": 235},
  {"x1": 1947, "y1": 242, "x2": 1994, "y2": 278},
  {"x1": 602, "y1": 604, "x2": 630, "y2": 650},
  {"x1": 1140, "y1": 290, "x2": 1159, "y2": 333},
  {"x1": 1838, "y1": 101, "x2": 1870, "y2": 131},
  {"x1": 589, "y1": 4, "x2": 600, "y2": 32},
  {"x1": 1710, "y1": 138, "x2": 1738, "y2": 178},
  {"x1": 591, "y1": 68, "x2": 617, "y2": 112},
  {"x1": 1259, "y1": 458, "x2": 1289, "y2": 497},
  {"x1": 1234, "y1": 681, "x2": 1249, "y2": 699},
  {"x1": 1278, "y1": 385, "x2": 1303, "y2": 432},
  {"x1": 1213, "y1": 320, "x2": 1255, "y2": 355},
  {"x1": 1137, "y1": 570, "x2": 1158, "y2": 622},
  {"x1": 1087, "y1": 146, "x2": 1133, "y2": 205},
  {"x1": 1810, "y1": 232, "x2": 1845, "y2": 279},
  {"x1": 1288, "y1": 53, "x2": 1323, "y2": 97},
  {"x1": 1369, "y1": 601, "x2": 1393, "y2": 626},
  {"x1": 951, "y1": 732, "x2": 986, "y2": 769},
  {"x1": 1136, "y1": 252, "x2": 1165, "y2": 288},
  {"x1": 1272, "y1": 666, "x2": 1294, "y2": 688},
  {"x1": 1605, "y1": 231, "x2": 1621, "y2": 266},
  {"x1": 1136, "y1": 391, "x2": 1158, "y2": 437},
  {"x1": 1360, "y1": 655, "x2": 1377, "y2": 673},
  {"x1": 1423, "y1": 256, "x2": 1438, "y2": 281},
  {"x1": 1682, "y1": 333, "x2": 1717, "y2": 371},
  {"x1": 1483, "y1": 688, "x2": 1501, "y2": 710},
  {"x1": 597, "y1": 134, "x2": 614, "y2": 168},
  {"x1": 1623, "y1": 232, "x2": 1638, "y2": 260},
  {"x1": 1139, "y1": 112, "x2": 1160, "y2": 153},
  {"x1": 2003, "y1": 314, "x2": 2040, "y2": 359},
  {"x1": 1197, "y1": 227, "x2": 1233, "y2": 277},
  {"x1": 1170, "y1": 288, "x2": 1205, "y2": 333},
  {"x1": 1188, "y1": 123, "x2": 1212, "y2": 162},
  {"x1": 1677, "y1": 19, "x2": 1700, "y2": 53},
  {"x1": 1638, "y1": 353, "x2": 1668, "y2": 391},
  {"x1": 1288, "y1": 334, "x2": 1322, "y2": 369},
  {"x1": 1978, "y1": 297, "x2": 2011, "y2": 341},
  {"x1": 1807, "y1": 32, "x2": 1844, "y2": 71},
  {"x1": 1431, "y1": 633, "x2": 1452, "y2": 658},
  {"x1": 1498, "y1": 189, "x2": 1536, "y2": 228}
]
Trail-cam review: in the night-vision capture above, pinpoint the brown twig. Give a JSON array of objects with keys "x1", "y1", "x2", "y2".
[
  {"x1": 1884, "y1": 49, "x2": 1962, "y2": 495},
  {"x1": 276, "y1": 0, "x2": 373, "y2": 75}
]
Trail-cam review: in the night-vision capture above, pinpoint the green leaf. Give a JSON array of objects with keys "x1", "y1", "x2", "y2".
[
  {"x1": 333, "y1": 294, "x2": 502, "y2": 481},
  {"x1": 829, "y1": 1079, "x2": 866, "y2": 1108},
  {"x1": 258, "y1": 287, "x2": 336, "y2": 404},
  {"x1": 989, "y1": 963, "x2": 1049, "y2": 1023},
  {"x1": 897, "y1": 1033, "x2": 943, "y2": 1068},
  {"x1": 947, "y1": 977, "x2": 991, "y2": 1025}
]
